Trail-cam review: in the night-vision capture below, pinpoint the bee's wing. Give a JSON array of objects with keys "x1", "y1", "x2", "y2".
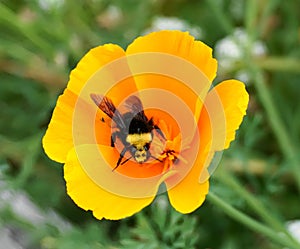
[
  {"x1": 90, "y1": 94, "x2": 126, "y2": 130},
  {"x1": 124, "y1": 95, "x2": 148, "y2": 121}
]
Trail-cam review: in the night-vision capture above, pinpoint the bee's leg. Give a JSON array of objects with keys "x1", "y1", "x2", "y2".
[
  {"x1": 153, "y1": 125, "x2": 166, "y2": 140},
  {"x1": 110, "y1": 136, "x2": 115, "y2": 147},
  {"x1": 111, "y1": 131, "x2": 121, "y2": 147},
  {"x1": 112, "y1": 147, "x2": 128, "y2": 171},
  {"x1": 150, "y1": 155, "x2": 163, "y2": 162},
  {"x1": 120, "y1": 156, "x2": 133, "y2": 165}
]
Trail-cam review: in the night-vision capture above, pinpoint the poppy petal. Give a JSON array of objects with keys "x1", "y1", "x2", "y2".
[
  {"x1": 64, "y1": 145, "x2": 157, "y2": 220},
  {"x1": 43, "y1": 44, "x2": 139, "y2": 163},
  {"x1": 200, "y1": 79, "x2": 249, "y2": 150},
  {"x1": 43, "y1": 89, "x2": 112, "y2": 163},
  {"x1": 42, "y1": 89, "x2": 78, "y2": 163},
  {"x1": 165, "y1": 80, "x2": 248, "y2": 213},
  {"x1": 126, "y1": 31, "x2": 215, "y2": 140},
  {"x1": 165, "y1": 135, "x2": 211, "y2": 214},
  {"x1": 67, "y1": 44, "x2": 139, "y2": 111},
  {"x1": 167, "y1": 179, "x2": 209, "y2": 214},
  {"x1": 67, "y1": 44, "x2": 126, "y2": 96},
  {"x1": 126, "y1": 30, "x2": 217, "y2": 81}
]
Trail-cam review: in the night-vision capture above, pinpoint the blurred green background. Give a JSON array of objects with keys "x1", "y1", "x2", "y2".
[{"x1": 1, "y1": 0, "x2": 300, "y2": 248}]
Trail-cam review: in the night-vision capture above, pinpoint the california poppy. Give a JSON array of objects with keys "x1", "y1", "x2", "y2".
[{"x1": 43, "y1": 30, "x2": 249, "y2": 220}]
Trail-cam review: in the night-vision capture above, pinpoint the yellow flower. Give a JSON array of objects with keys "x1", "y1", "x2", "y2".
[{"x1": 43, "y1": 30, "x2": 249, "y2": 220}]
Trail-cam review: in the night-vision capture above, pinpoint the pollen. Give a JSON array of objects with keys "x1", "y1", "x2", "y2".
[{"x1": 126, "y1": 133, "x2": 152, "y2": 147}]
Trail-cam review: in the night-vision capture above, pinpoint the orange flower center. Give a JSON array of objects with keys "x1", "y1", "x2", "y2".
[{"x1": 95, "y1": 108, "x2": 182, "y2": 178}]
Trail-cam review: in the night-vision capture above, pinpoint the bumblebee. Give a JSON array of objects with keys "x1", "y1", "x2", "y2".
[{"x1": 90, "y1": 94, "x2": 165, "y2": 170}]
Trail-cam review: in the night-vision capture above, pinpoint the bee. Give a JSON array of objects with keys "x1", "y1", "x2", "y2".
[{"x1": 90, "y1": 94, "x2": 165, "y2": 171}]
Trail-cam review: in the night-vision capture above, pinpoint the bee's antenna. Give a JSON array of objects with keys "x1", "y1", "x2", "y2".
[
  {"x1": 153, "y1": 125, "x2": 166, "y2": 141},
  {"x1": 151, "y1": 155, "x2": 163, "y2": 163},
  {"x1": 121, "y1": 156, "x2": 133, "y2": 165},
  {"x1": 111, "y1": 156, "x2": 133, "y2": 171},
  {"x1": 112, "y1": 147, "x2": 127, "y2": 171},
  {"x1": 112, "y1": 164, "x2": 120, "y2": 172}
]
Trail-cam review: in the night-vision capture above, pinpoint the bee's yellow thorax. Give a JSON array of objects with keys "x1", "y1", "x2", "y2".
[{"x1": 126, "y1": 133, "x2": 152, "y2": 149}]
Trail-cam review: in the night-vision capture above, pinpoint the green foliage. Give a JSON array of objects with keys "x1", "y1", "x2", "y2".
[
  {"x1": 1, "y1": 0, "x2": 300, "y2": 248},
  {"x1": 120, "y1": 196, "x2": 200, "y2": 249}
]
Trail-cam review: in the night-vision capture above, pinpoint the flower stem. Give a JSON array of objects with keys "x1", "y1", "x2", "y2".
[
  {"x1": 205, "y1": 0, "x2": 233, "y2": 34},
  {"x1": 0, "y1": 3, "x2": 53, "y2": 57},
  {"x1": 243, "y1": 0, "x2": 300, "y2": 194},
  {"x1": 258, "y1": 0, "x2": 281, "y2": 37},
  {"x1": 255, "y1": 57, "x2": 300, "y2": 73},
  {"x1": 13, "y1": 134, "x2": 42, "y2": 188},
  {"x1": 250, "y1": 66, "x2": 300, "y2": 193},
  {"x1": 207, "y1": 192, "x2": 300, "y2": 249},
  {"x1": 215, "y1": 169, "x2": 299, "y2": 243}
]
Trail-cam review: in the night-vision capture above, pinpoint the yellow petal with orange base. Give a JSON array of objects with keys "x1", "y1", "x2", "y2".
[
  {"x1": 126, "y1": 30, "x2": 217, "y2": 82},
  {"x1": 43, "y1": 44, "x2": 138, "y2": 163},
  {"x1": 64, "y1": 145, "x2": 158, "y2": 220},
  {"x1": 165, "y1": 80, "x2": 248, "y2": 213},
  {"x1": 165, "y1": 134, "x2": 211, "y2": 214},
  {"x1": 67, "y1": 44, "x2": 124, "y2": 95},
  {"x1": 42, "y1": 89, "x2": 77, "y2": 163},
  {"x1": 167, "y1": 179, "x2": 209, "y2": 214},
  {"x1": 126, "y1": 30, "x2": 216, "y2": 129},
  {"x1": 67, "y1": 44, "x2": 138, "y2": 108},
  {"x1": 199, "y1": 79, "x2": 249, "y2": 151},
  {"x1": 42, "y1": 90, "x2": 111, "y2": 163}
]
